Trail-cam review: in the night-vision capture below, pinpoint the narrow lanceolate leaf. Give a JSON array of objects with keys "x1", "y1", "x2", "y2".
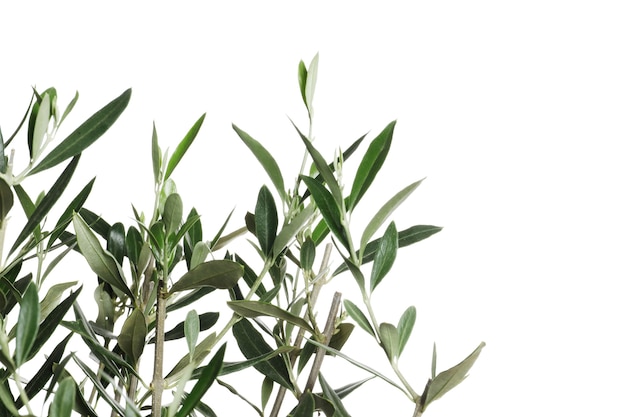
[
  {"x1": 164, "y1": 113, "x2": 205, "y2": 181},
  {"x1": 255, "y1": 185, "x2": 278, "y2": 257},
  {"x1": 232, "y1": 318, "x2": 293, "y2": 389},
  {"x1": 31, "y1": 92, "x2": 50, "y2": 160},
  {"x1": 343, "y1": 300, "x2": 375, "y2": 337},
  {"x1": 151, "y1": 122, "x2": 161, "y2": 183},
  {"x1": 319, "y1": 373, "x2": 351, "y2": 417},
  {"x1": 217, "y1": 346, "x2": 295, "y2": 376},
  {"x1": 422, "y1": 342, "x2": 486, "y2": 411},
  {"x1": 293, "y1": 122, "x2": 343, "y2": 206},
  {"x1": 175, "y1": 343, "x2": 225, "y2": 417},
  {"x1": 300, "y1": 176, "x2": 348, "y2": 249},
  {"x1": 185, "y1": 310, "x2": 200, "y2": 357},
  {"x1": 370, "y1": 222, "x2": 398, "y2": 292},
  {"x1": 15, "y1": 282, "x2": 40, "y2": 366},
  {"x1": 348, "y1": 120, "x2": 396, "y2": 211},
  {"x1": 0, "y1": 178, "x2": 13, "y2": 224},
  {"x1": 170, "y1": 259, "x2": 243, "y2": 293},
  {"x1": 0, "y1": 382, "x2": 19, "y2": 415},
  {"x1": 431, "y1": 342, "x2": 437, "y2": 379},
  {"x1": 228, "y1": 300, "x2": 315, "y2": 334},
  {"x1": 273, "y1": 203, "x2": 316, "y2": 256},
  {"x1": 49, "y1": 377, "x2": 75, "y2": 417},
  {"x1": 232, "y1": 124, "x2": 286, "y2": 202},
  {"x1": 48, "y1": 177, "x2": 95, "y2": 249},
  {"x1": 149, "y1": 312, "x2": 218, "y2": 343},
  {"x1": 359, "y1": 179, "x2": 423, "y2": 255},
  {"x1": 10, "y1": 155, "x2": 80, "y2": 255},
  {"x1": 298, "y1": 60, "x2": 308, "y2": 108},
  {"x1": 118, "y1": 309, "x2": 147, "y2": 366},
  {"x1": 289, "y1": 391, "x2": 315, "y2": 417},
  {"x1": 300, "y1": 236, "x2": 316, "y2": 271},
  {"x1": 29, "y1": 88, "x2": 131, "y2": 175},
  {"x1": 379, "y1": 323, "x2": 400, "y2": 361},
  {"x1": 397, "y1": 306, "x2": 416, "y2": 356},
  {"x1": 73, "y1": 212, "x2": 133, "y2": 299}
]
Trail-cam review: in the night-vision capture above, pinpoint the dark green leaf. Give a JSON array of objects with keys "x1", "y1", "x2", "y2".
[
  {"x1": 273, "y1": 202, "x2": 316, "y2": 256},
  {"x1": 16, "y1": 282, "x2": 39, "y2": 366},
  {"x1": 170, "y1": 259, "x2": 243, "y2": 293},
  {"x1": 167, "y1": 286, "x2": 216, "y2": 313},
  {"x1": 233, "y1": 124, "x2": 287, "y2": 202},
  {"x1": 300, "y1": 236, "x2": 316, "y2": 271},
  {"x1": 228, "y1": 300, "x2": 314, "y2": 334},
  {"x1": 164, "y1": 113, "x2": 205, "y2": 181},
  {"x1": 118, "y1": 308, "x2": 146, "y2": 366},
  {"x1": 48, "y1": 177, "x2": 95, "y2": 249},
  {"x1": 29, "y1": 89, "x2": 131, "y2": 175},
  {"x1": 293, "y1": 122, "x2": 343, "y2": 206},
  {"x1": 300, "y1": 176, "x2": 348, "y2": 249},
  {"x1": 370, "y1": 222, "x2": 398, "y2": 292},
  {"x1": 235, "y1": 254, "x2": 266, "y2": 297},
  {"x1": 0, "y1": 178, "x2": 13, "y2": 224},
  {"x1": 261, "y1": 376, "x2": 273, "y2": 411},
  {"x1": 73, "y1": 212, "x2": 132, "y2": 299},
  {"x1": 10, "y1": 155, "x2": 80, "y2": 255},
  {"x1": 232, "y1": 318, "x2": 293, "y2": 389},
  {"x1": 125, "y1": 226, "x2": 143, "y2": 265},
  {"x1": 348, "y1": 121, "x2": 395, "y2": 211},
  {"x1": 30, "y1": 91, "x2": 51, "y2": 160},
  {"x1": 298, "y1": 60, "x2": 308, "y2": 108},
  {"x1": 107, "y1": 222, "x2": 126, "y2": 264},
  {"x1": 49, "y1": 377, "x2": 75, "y2": 417},
  {"x1": 71, "y1": 354, "x2": 127, "y2": 416},
  {"x1": 422, "y1": 342, "x2": 486, "y2": 411},
  {"x1": 175, "y1": 343, "x2": 225, "y2": 417},
  {"x1": 255, "y1": 185, "x2": 278, "y2": 257},
  {"x1": 149, "y1": 312, "x2": 218, "y2": 344},
  {"x1": 343, "y1": 300, "x2": 374, "y2": 337},
  {"x1": 319, "y1": 373, "x2": 351, "y2": 417},
  {"x1": 151, "y1": 122, "x2": 161, "y2": 183},
  {"x1": 379, "y1": 322, "x2": 400, "y2": 361},
  {"x1": 289, "y1": 391, "x2": 315, "y2": 417},
  {"x1": 58, "y1": 90, "x2": 79, "y2": 126},
  {"x1": 397, "y1": 306, "x2": 416, "y2": 356},
  {"x1": 216, "y1": 345, "x2": 294, "y2": 377},
  {"x1": 328, "y1": 323, "x2": 354, "y2": 352}
]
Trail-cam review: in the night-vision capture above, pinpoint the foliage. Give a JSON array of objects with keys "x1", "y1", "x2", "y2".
[{"x1": 0, "y1": 55, "x2": 484, "y2": 416}]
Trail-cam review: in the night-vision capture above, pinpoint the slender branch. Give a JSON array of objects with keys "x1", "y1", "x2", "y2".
[
  {"x1": 269, "y1": 244, "x2": 332, "y2": 417},
  {"x1": 151, "y1": 277, "x2": 166, "y2": 417},
  {"x1": 304, "y1": 291, "x2": 342, "y2": 392}
]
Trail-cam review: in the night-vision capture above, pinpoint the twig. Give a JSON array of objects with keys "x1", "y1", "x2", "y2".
[{"x1": 151, "y1": 278, "x2": 166, "y2": 417}]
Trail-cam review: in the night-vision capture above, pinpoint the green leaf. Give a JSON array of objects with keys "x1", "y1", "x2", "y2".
[
  {"x1": 319, "y1": 373, "x2": 351, "y2": 417},
  {"x1": 379, "y1": 322, "x2": 400, "y2": 361},
  {"x1": 0, "y1": 382, "x2": 19, "y2": 416},
  {"x1": 152, "y1": 122, "x2": 161, "y2": 183},
  {"x1": 31, "y1": 92, "x2": 51, "y2": 160},
  {"x1": 293, "y1": 122, "x2": 343, "y2": 206},
  {"x1": 170, "y1": 259, "x2": 243, "y2": 293},
  {"x1": 343, "y1": 300, "x2": 375, "y2": 337},
  {"x1": 359, "y1": 179, "x2": 423, "y2": 255},
  {"x1": 370, "y1": 222, "x2": 398, "y2": 292},
  {"x1": 73, "y1": 212, "x2": 133, "y2": 299},
  {"x1": 163, "y1": 193, "x2": 183, "y2": 234},
  {"x1": 422, "y1": 341, "x2": 486, "y2": 411},
  {"x1": 47, "y1": 177, "x2": 95, "y2": 250},
  {"x1": 348, "y1": 121, "x2": 395, "y2": 211},
  {"x1": 175, "y1": 343, "x2": 225, "y2": 417},
  {"x1": 300, "y1": 236, "x2": 316, "y2": 271},
  {"x1": 0, "y1": 178, "x2": 13, "y2": 224},
  {"x1": 397, "y1": 306, "x2": 416, "y2": 356},
  {"x1": 255, "y1": 185, "x2": 278, "y2": 257},
  {"x1": 49, "y1": 377, "x2": 75, "y2": 417},
  {"x1": 39, "y1": 281, "x2": 77, "y2": 320},
  {"x1": 228, "y1": 300, "x2": 314, "y2": 334},
  {"x1": 232, "y1": 318, "x2": 293, "y2": 389},
  {"x1": 107, "y1": 222, "x2": 126, "y2": 264},
  {"x1": 300, "y1": 176, "x2": 348, "y2": 249},
  {"x1": 125, "y1": 225, "x2": 143, "y2": 265},
  {"x1": 304, "y1": 53, "x2": 319, "y2": 117},
  {"x1": 261, "y1": 376, "x2": 273, "y2": 411},
  {"x1": 164, "y1": 113, "x2": 205, "y2": 181},
  {"x1": 232, "y1": 124, "x2": 287, "y2": 202},
  {"x1": 328, "y1": 323, "x2": 354, "y2": 352},
  {"x1": 149, "y1": 312, "x2": 218, "y2": 343},
  {"x1": 165, "y1": 332, "x2": 217, "y2": 382},
  {"x1": 10, "y1": 155, "x2": 80, "y2": 255},
  {"x1": 273, "y1": 202, "x2": 316, "y2": 256},
  {"x1": 289, "y1": 391, "x2": 315, "y2": 417},
  {"x1": 18, "y1": 333, "x2": 72, "y2": 409},
  {"x1": 213, "y1": 345, "x2": 294, "y2": 376},
  {"x1": 185, "y1": 310, "x2": 200, "y2": 357},
  {"x1": 118, "y1": 308, "x2": 146, "y2": 366},
  {"x1": 71, "y1": 354, "x2": 127, "y2": 416},
  {"x1": 298, "y1": 60, "x2": 308, "y2": 108},
  {"x1": 16, "y1": 282, "x2": 39, "y2": 366},
  {"x1": 29, "y1": 88, "x2": 131, "y2": 175},
  {"x1": 58, "y1": 90, "x2": 79, "y2": 126}
]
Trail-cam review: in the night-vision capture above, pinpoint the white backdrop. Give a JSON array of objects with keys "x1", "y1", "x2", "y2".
[{"x1": 1, "y1": 1, "x2": 625, "y2": 416}]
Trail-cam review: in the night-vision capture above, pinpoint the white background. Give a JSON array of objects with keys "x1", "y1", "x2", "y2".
[{"x1": 1, "y1": 1, "x2": 625, "y2": 416}]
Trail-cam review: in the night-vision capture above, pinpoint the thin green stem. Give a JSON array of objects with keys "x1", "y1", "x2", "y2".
[{"x1": 13, "y1": 369, "x2": 35, "y2": 416}]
